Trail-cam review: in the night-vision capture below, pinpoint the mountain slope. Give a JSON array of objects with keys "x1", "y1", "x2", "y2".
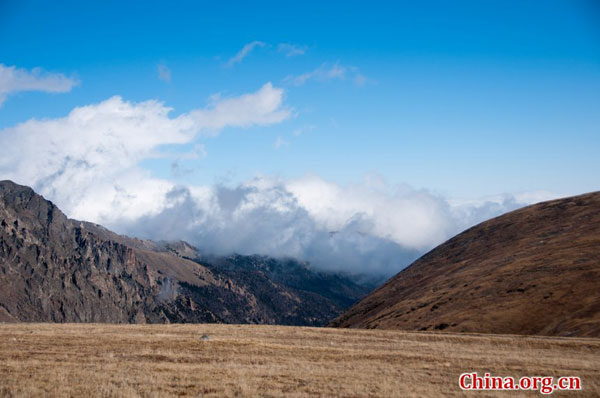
[
  {"x1": 330, "y1": 192, "x2": 600, "y2": 337},
  {"x1": 0, "y1": 180, "x2": 370, "y2": 325},
  {"x1": 194, "y1": 254, "x2": 373, "y2": 325}
]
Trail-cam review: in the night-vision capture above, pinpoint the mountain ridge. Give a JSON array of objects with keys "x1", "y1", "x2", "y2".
[{"x1": 0, "y1": 180, "x2": 371, "y2": 325}]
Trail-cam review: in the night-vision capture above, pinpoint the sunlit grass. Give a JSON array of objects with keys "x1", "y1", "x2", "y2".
[{"x1": 0, "y1": 323, "x2": 598, "y2": 397}]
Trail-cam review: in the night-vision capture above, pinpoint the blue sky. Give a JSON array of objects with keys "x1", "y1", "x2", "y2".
[
  {"x1": 2, "y1": 0, "x2": 599, "y2": 197},
  {"x1": 0, "y1": 1, "x2": 599, "y2": 274},
  {"x1": 0, "y1": 1, "x2": 600, "y2": 196}
]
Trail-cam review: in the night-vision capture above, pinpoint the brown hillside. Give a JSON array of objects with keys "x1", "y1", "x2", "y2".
[{"x1": 330, "y1": 192, "x2": 600, "y2": 337}]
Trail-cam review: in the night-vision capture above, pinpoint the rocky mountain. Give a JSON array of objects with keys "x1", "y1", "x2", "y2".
[
  {"x1": 194, "y1": 254, "x2": 374, "y2": 325},
  {"x1": 330, "y1": 192, "x2": 600, "y2": 337},
  {"x1": 0, "y1": 180, "x2": 371, "y2": 325}
]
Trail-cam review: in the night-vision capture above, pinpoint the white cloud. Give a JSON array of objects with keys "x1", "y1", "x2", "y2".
[
  {"x1": 189, "y1": 83, "x2": 290, "y2": 132},
  {"x1": 277, "y1": 43, "x2": 307, "y2": 57},
  {"x1": 226, "y1": 41, "x2": 266, "y2": 67},
  {"x1": 285, "y1": 176, "x2": 454, "y2": 249},
  {"x1": 0, "y1": 83, "x2": 290, "y2": 224},
  {"x1": 0, "y1": 64, "x2": 78, "y2": 106},
  {"x1": 286, "y1": 62, "x2": 346, "y2": 86},
  {"x1": 286, "y1": 62, "x2": 369, "y2": 87},
  {"x1": 157, "y1": 63, "x2": 171, "y2": 82}
]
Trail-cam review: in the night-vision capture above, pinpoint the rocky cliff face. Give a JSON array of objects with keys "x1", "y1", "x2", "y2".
[
  {"x1": 0, "y1": 180, "x2": 371, "y2": 325},
  {"x1": 190, "y1": 254, "x2": 373, "y2": 325}
]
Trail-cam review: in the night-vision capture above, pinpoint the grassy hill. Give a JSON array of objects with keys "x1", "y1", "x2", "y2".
[{"x1": 331, "y1": 192, "x2": 600, "y2": 337}]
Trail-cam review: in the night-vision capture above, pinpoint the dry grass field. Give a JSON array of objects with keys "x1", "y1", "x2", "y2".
[{"x1": 0, "y1": 324, "x2": 598, "y2": 397}]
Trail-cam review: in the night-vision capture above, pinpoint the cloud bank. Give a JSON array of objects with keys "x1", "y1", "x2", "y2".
[
  {"x1": 0, "y1": 89, "x2": 558, "y2": 277},
  {"x1": 0, "y1": 64, "x2": 79, "y2": 106},
  {"x1": 105, "y1": 175, "x2": 549, "y2": 277}
]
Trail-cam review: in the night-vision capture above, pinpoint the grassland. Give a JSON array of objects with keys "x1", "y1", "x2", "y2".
[{"x1": 0, "y1": 324, "x2": 598, "y2": 397}]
